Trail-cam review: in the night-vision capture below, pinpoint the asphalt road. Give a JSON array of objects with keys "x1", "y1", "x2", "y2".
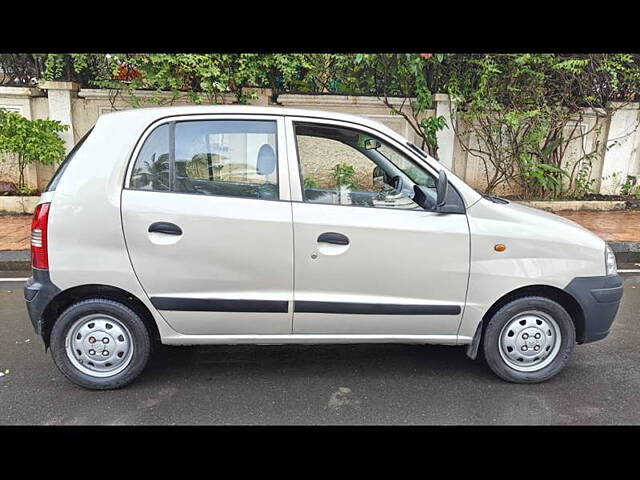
[{"x1": 1, "y1": 273, "x2": 639, "y2": 425}]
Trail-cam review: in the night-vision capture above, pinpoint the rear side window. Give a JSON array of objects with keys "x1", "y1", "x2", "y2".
[
  {"x1": 129, "y1": 120, "x2": 278, "y2": 200},
  {"x1": 174, "y1": 120, "x2": 278, "y2": 200},
  {"x1": 45, "y1": 128, "x2": 93, "y2": 192}
]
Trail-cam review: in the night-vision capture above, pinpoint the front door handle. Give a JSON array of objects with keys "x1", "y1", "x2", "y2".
[
  {"x1": 148, "y1": 222, "x2": 183, "y2": 235},
  {"x1": 317, "y1": 232, "x2": 349, "y2": 245}
]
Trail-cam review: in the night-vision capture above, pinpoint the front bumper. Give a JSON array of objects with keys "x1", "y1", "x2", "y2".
[
  {"x1": 565, "y1": 274, "x2": 623, "y2": 343},
  {"x1": 24, "y1": 268, "x2": 60, "y2": 336}
]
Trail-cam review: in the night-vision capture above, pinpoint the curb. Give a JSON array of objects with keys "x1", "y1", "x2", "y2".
[
  {"x1": 519, "y1": 200, "x2": 627, "y2": 212},
  {"x1": 608, "y1": 242, "x2": 640, "y2": 264},
  {"x1": 0, "y1": 250, "x2": 29, "y2": 271},
  {"x1": 2, "y1": 243, "x2": 639, "y2": 272}
]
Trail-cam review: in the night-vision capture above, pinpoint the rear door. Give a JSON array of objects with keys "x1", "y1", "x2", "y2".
[
  {"x1": 286, "y1": 117, "x2": 470, "y2": 339},
  {"x1": 121, "y1": 115, "x2": 294, "y2": 335}
]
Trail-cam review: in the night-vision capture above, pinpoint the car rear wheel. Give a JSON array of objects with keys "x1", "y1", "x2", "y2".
[
  {"x1": 482, "y1": 296, "x2": 576, "y2": 383},
  {"x1": 50, "y1": 298, "x2": 152, "y2": 390}
]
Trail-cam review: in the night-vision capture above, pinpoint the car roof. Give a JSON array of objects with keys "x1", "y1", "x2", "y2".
[{"x1": 100, "y1": 104, "x2": 399, "y2": 138}]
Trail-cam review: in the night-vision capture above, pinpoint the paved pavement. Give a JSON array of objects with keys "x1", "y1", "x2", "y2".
[
  {"x1": 0, "y1": 215, "x2": 30, "y2": 250},
  {"x1": 0, "y1": 273, "x2": 638, "y2": 425},
  {"x1": 558, "y1": 210, "x2": 640, "y2": 242}
]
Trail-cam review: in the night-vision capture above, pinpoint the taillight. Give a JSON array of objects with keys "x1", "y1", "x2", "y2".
[{"x1": 31, "y1": 203, "x2": 50, "y2": 270}]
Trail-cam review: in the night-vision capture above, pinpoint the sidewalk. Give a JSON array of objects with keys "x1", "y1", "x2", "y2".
[
  {"x1": 1, "y1": 210, "x2": 639, "y2": 268},
  {"x1": 1, "y1": 215, "x2": 31, "y2": 250},
  {"x1": 557, "y1": 210, "x2": 640, "y2": 242},
  {"x1": 0, "y1": 214, "x2": 31, "y2": 270}
]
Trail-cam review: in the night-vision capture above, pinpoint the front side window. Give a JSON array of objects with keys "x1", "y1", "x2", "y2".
[
  {"x1": 130, "y1": 119, "x2": 278, "y2": 200},
  {"x1": 294, "y1": 122, "x2": 437, "y2": 210}
]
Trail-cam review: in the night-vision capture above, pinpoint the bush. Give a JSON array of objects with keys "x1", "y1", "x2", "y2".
[{"x1": 0, "y1": 108, "x2": 68, "y2": 191}]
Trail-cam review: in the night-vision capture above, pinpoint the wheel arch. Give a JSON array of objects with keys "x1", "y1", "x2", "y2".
[
  {"x1": 41, "y1": 284, "x2": 160, "y2": 349},
  {"x1": 467, "y1": 284, "x2": 586, "y2": 360}
]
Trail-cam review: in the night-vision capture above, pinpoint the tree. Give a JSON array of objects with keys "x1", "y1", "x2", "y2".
[
  {"x1": 446, "y1": 54, "x2": 640, "y2": 198},
  {"x1": 4, "y1": 53, "x2": 640, "y2": 199},
  {"x1": 292, "y1": 54, "x2": 450, "y2": 158},
  {"x1": 0, "y1": 108, "x2": 68, "y2": 192},
  {"x1": 0, "y1": 54, "x2": 43, "y2": 86},
  {"x1": 102, "y1": 54, "x2": 310, "y2": 106}
]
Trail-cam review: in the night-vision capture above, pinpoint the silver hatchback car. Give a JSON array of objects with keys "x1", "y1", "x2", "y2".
[{"x1": 24, "y1": 106, "x2": 623, "y2": 389}]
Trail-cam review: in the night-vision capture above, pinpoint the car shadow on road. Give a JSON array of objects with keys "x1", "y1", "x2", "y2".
[{"x1": 141, "y1": 343, "x2": 495, "y2": 385}]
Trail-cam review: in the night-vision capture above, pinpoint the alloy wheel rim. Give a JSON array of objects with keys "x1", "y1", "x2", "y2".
[
  {"x1": 498, "y1": 310, "x2": 562, "y2": 372},
  {"x1": 64, "y1": 314, "x2": 134, "y2": 378}
]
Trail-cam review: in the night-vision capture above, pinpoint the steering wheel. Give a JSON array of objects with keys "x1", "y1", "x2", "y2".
[{"x1": 389, "y1": 175, "x2": 403, "y2": 193}]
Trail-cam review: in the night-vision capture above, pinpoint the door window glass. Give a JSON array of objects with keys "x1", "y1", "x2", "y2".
[
  {"x1": 174, "y1": 120, "x2": 278, "y2": 200},
  {"x1": 130, "y1": 124, "x2": 170, "y2": 191},
  {"x1": 294, "y1": 122, "x2": 436, "y2": 210}
]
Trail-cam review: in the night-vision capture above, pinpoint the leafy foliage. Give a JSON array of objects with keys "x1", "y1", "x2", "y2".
[
  {"x1": 78, "y1": 54, "x2": 311, "y2": 105},
  {"x1": 303, "y1": 176, "x2": 319, "y2": 189},
  {"x1": 445, "y1": 54, "x2": 640, "y2": 198},
  {"x1": 331, "y1": 163, "x2": 358, "y2": 190},
  {"x1": 2, "y1": 53, "x2": 640, "y2": 199},
  {"x1": 0, "y1": 108, "x2": 68, "y2": 190},
  {"x1": 620, "y1": 177, "x2": 640, "y2": 198},
  {"x1": 319, "y1": 53, "x2": 450, "y2": 158}
]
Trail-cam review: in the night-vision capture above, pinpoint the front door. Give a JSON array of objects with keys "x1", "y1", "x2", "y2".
[
  {"x1": 287, "y1": 118, "x2": 470, "y2": 339},
  {"x1": 122, "y1": 115, "x2": 294, "y2": 335}
]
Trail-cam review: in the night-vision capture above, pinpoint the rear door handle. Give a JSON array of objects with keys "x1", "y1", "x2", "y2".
[
  {"x1": 317, "y1": 232, "x2": 349, "y2": 245},
  {"x1": 148, "y1": 222, "x2": 183, "y2": 235}
]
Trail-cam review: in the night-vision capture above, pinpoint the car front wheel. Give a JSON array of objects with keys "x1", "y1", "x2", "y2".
[{"x1": 482, "y1": 296, "x2": 576, "y2": 383}]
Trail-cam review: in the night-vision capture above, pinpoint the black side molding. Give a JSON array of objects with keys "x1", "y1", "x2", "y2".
[
  {"x1": 294, "y1": 301, "x2": 461, "y2": 315},
  {"x1": 149, "y1": 298, "x2": 461, "y2": 316},
  {"x1": 151, "y1": 297, "x2": 288, "y2": 313}
]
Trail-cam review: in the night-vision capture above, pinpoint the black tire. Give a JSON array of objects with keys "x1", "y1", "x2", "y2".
[
  {"x1": 50, "y1": 298, "x2": 152, "y2": 390},
  {"x1": 482, "y1": 296, "x2": 576, "y2": 383}
]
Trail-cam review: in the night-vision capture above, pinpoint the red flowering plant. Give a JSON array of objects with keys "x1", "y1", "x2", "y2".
[{"x1": 115, "y1": 64, "x2": 141, "y2": 83}]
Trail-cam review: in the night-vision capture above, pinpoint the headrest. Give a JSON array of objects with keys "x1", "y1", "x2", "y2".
[{"x1": 257, "y1": 144, "x2": 276, "y2": 176}]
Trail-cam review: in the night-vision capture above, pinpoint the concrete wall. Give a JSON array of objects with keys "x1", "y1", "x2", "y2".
[
  {"x1": 1, "y1": 85, "x2": 638, "y2": 196},
  {"x1": 452, "y1": 109, "x2": 615, "y2": 196},
  {"x1": 600, "y1": 103, "x2": 640, "y2": 194}
]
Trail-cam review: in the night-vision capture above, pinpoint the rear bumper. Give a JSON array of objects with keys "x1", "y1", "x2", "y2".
[
  {"x1": 24, "y1": 268, "x2": 60, "y2": 336},
  {"x1": 565, "y1": 274, "x2": 623, "y2": 343}
]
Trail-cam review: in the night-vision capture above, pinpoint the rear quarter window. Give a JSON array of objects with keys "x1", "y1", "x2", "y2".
[{"x1": 129, "y1": 124, "x2": 170, "y2": 191}]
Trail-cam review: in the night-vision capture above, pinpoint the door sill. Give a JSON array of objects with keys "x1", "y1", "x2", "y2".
[{"x1": 161, "y1": 334, "x2": 472, "y2": 346}]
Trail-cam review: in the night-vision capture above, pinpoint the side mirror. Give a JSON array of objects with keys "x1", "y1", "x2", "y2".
[
  {"x1": 372, "y1": 166, "x2": 386, "y2": 188},
  {"x1": 414, "y1": 170, "x2": 465, "y2": 214},
  {"x1": 363, "y1": 138, "x2": 381, "y2": 150},
  {"x1": 436, "y1": 170, "x2": 448, "y2": 208}
]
